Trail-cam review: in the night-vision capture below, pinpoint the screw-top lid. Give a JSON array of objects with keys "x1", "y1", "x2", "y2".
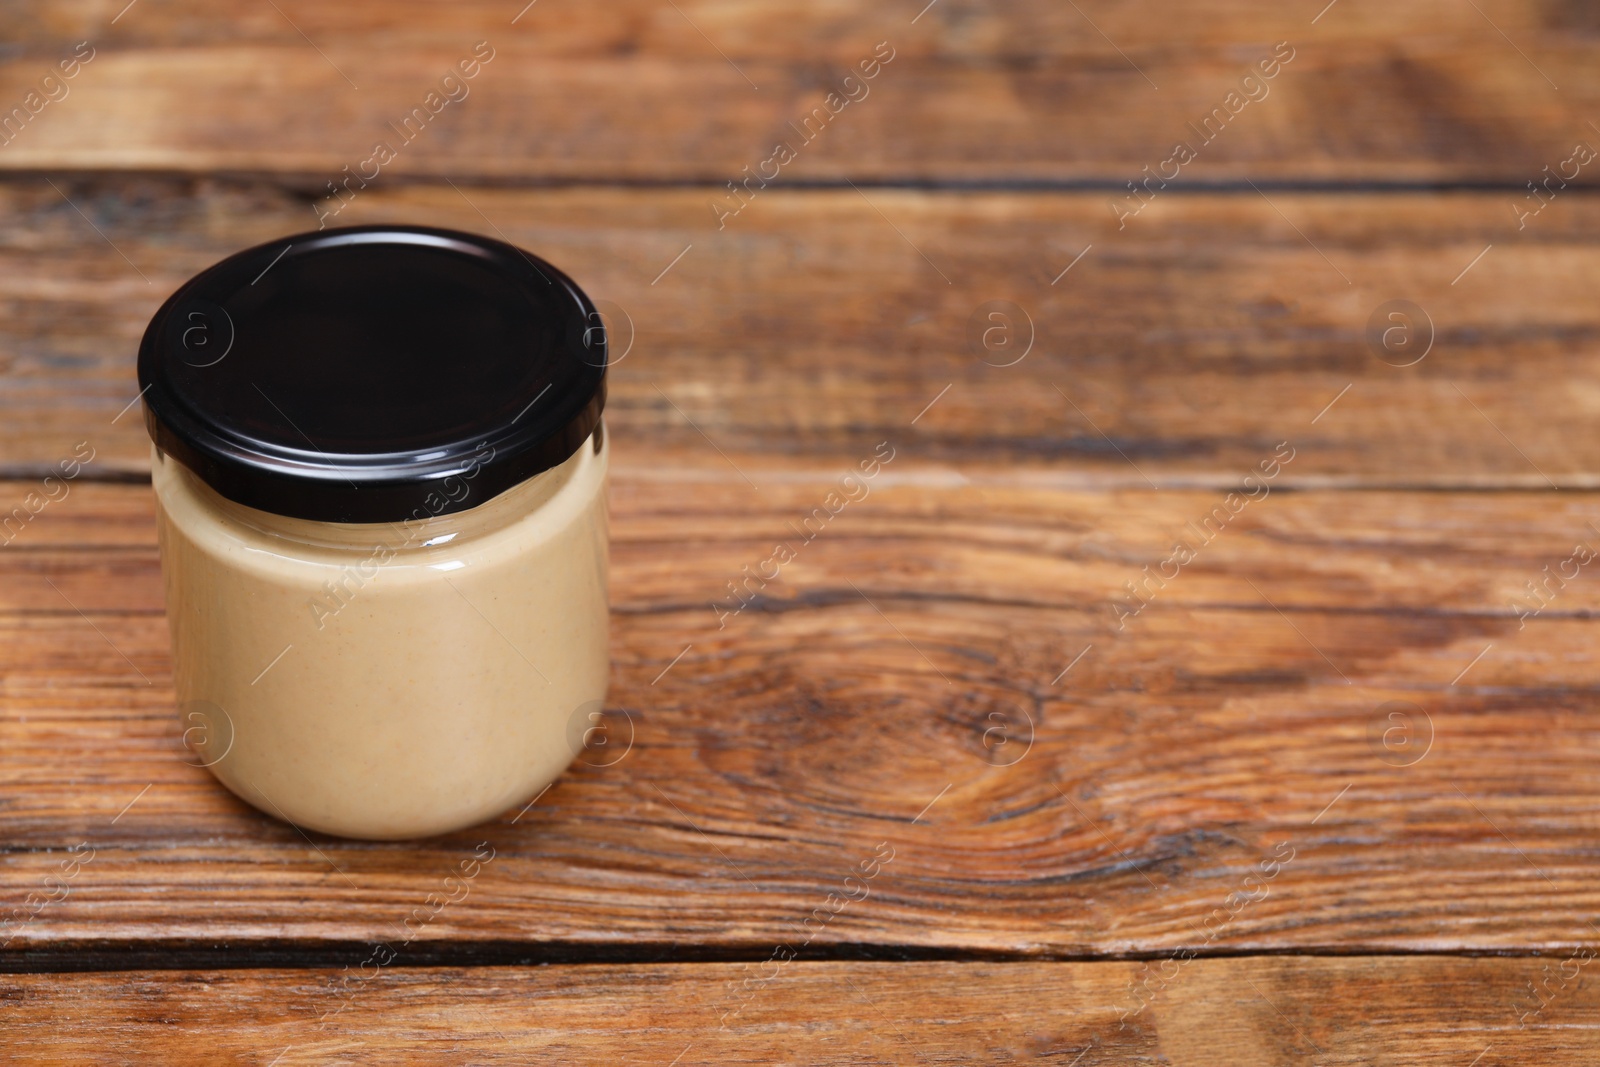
[{"x1": 138, "y1": 225, "x2": 607, "y2": 523}]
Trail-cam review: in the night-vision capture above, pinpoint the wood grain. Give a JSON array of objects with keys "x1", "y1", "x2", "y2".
[
  {"x1": 0, "y1": 958, "x2": 1586, "y2": 1065},
  {"x1": 0, "y1": 1, "x2": 1592, "y2": 182},
  {"x1": 4, "y1": 177, "x2": 1600, "y2": 485},
  {"x1": 2, "y1": 0, "x2": 1592, "y2": 1050},
  {"x1": 2, "y1": 478, "x2": 1598, "y2": 960}
]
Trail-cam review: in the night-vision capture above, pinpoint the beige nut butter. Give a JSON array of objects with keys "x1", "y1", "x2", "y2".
[{"x1": 138, "y1": 226, "x2": 612, "y2": 839}]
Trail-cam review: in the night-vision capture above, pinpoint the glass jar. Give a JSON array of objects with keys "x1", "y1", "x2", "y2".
[{"x1": 138, "y1": 225, "x2": 611, "y2": 839}]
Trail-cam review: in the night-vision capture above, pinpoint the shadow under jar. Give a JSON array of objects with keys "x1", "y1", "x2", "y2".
[{"x1": 139, "y1": 225, "x2": 611, "y2": 840}]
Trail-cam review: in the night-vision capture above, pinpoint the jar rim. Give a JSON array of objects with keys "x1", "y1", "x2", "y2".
[{"x1": 153, "y1": 425, "x2": 605, "y2": 562}]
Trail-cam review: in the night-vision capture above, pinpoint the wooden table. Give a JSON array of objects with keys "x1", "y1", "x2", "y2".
[{"x1": 2, "y1": 1, "x2": 1598, "y2": 1062}]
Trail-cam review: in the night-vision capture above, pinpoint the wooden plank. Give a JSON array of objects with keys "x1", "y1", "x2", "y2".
[
  {"x1": 0, "y1": 958, "x2": 1582, "y2": 1063},
  {"x1": 3, "y1": 480, "x2": 1600, "y2": 958},
  {"x1": 0, "y1": 1, "x2": 1592, "y2": 182},
  {"x1": 4, "y1": 178, "x2": 1600, "y2": 485}
]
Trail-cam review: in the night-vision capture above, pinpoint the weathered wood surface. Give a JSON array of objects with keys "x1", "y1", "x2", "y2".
[
  {"x1": 0, "y1": 1, "x2": 1593, "y2": 183},
  {"x1": 3, "y1": 0, "x2": 1599, "y2": 1053},
  {"x1": 0, "y1": 958, "x2": 1585, "y2": 1064},
  {"x1": 3, "y1": 478, "x2": 1599, "y2": 960},
  {"x1": 4, "y1": 177, "x2": 1600, "y2": 485}
]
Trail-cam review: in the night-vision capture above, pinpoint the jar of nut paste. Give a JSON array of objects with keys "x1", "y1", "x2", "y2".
[{"x1": 138, "y1": 225, "x2": 610, "y2": 840}]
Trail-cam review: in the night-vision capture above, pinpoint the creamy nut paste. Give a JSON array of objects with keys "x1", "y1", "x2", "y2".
[{"x1": 154, "y1": 432, "x2": 608, "y2": 839}]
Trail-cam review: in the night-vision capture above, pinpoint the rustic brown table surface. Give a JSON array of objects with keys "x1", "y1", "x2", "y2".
[{"x1": 2, "y1": 1, "x2": 1599, "y2": 1063}]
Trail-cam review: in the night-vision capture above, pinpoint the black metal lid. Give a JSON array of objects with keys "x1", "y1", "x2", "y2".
[{"x1": 138, "y1": 225, "x2": 606, "y2": 523}]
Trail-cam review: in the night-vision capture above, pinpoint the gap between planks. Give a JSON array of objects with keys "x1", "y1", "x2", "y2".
[
  {"x1": 0, "y1": 941, "x2": 1590, "y2": 976},
  {"x1": 1, "y1": 169, "x2": 1594, "y2": 196}
]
